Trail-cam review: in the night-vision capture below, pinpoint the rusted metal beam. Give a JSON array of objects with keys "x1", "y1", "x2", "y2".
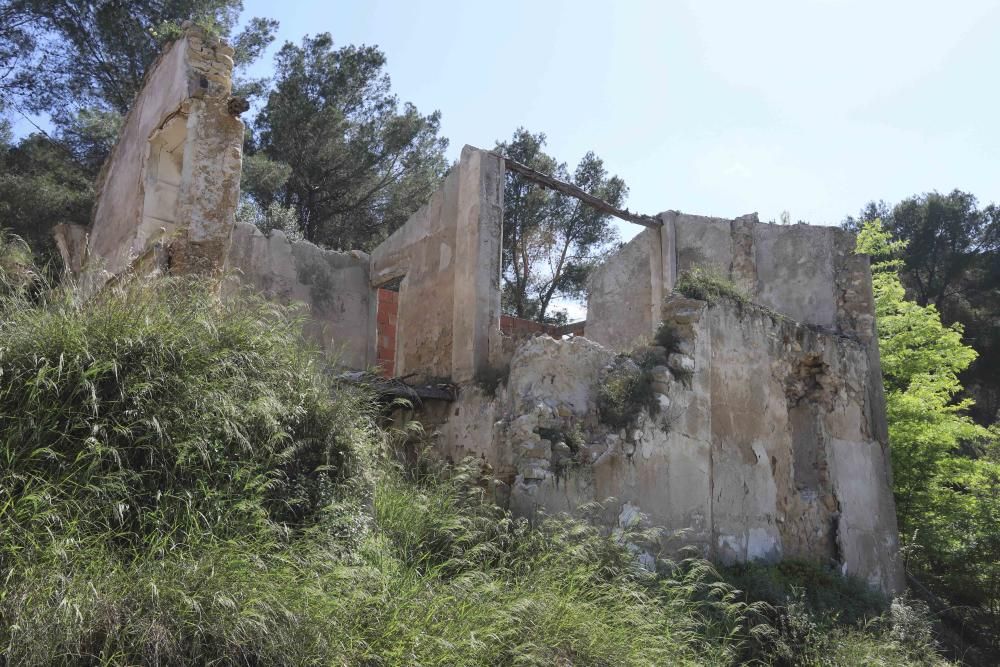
[{"x1": 496, "y1": 154, "x2": 661, "y2": 228}]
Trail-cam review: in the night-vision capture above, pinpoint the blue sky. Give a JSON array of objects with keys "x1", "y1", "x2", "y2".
[{"x1": 242, "y1": 0, "x2": 1000, "y2": 244}]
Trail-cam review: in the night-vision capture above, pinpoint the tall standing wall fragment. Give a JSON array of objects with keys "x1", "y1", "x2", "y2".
[
  {"x1": 369, "y1": 146, "x2": 504, "y2": 383},
  {"x1": 57, "y1": 24, "x2": 245, "y2": 286}
]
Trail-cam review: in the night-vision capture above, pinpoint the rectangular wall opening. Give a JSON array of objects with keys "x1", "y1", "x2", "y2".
[
  {"x1": 496, "y1": 153, "x2": 662, "y2": 348},
  {"x1": 498, "y1": 169, "x2": 594, "y2": 342},
  {"x1": 375, "y1": 276, "x2": 403, "y2": 377}
]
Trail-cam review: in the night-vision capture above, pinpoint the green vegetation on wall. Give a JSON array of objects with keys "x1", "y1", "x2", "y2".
[{"x1": 675, "y1": 266, "x2": 749, "y2": 305}]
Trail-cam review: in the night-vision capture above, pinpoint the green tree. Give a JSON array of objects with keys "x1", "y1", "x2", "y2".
[
  {"x1": 846, "y1": 191, "x2": 1000, "y2": 424},
  {"x1": 0, "y1": 106, "x2": 128, "y2": 261},
  {"x1": 495, "y1": 128, "x2": 625, "y2": 323},
  {"x1": 0, "y1": 1, "x2": 38, "y2": 106},
  {"x1": 57, "y1": 106, "x2": 123, "y2": 171},
  {"x1": 13, "y1": 1, "x2": 276, "y2": 117},
  {"x1": 251, "y1": 33, "x2": 448, "y2": 250},
  {"x1": 857, "y1": 218, "x2": 1000, "y2": 621},
  {"x1": 0, "y1": 1, "x2": 276, "y2": 185},
  {"x1": 0, "y1": 133, "x2": 94, "y2": 259},
  {"x1": 0, "y1": 1, "x2": 276, "y2": 262}
]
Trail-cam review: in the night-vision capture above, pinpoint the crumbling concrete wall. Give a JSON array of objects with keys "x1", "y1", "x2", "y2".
[
  {"x1": 59, "y1": 24, "x2": 244, "y2": 284},
  {"x1": 65, "y1": 37, "x2": 902, "y2": 593},
  {"x1": 668, "y1": 211, "x2": 871, "y2": 331},
  {"x1": 588, "y1": 212, "x2": 876, "y2": 354},
  {"x1": 438, "y1": 294, "x2": 903, "y2": 594},
  {"x1": 225, "y1": 222, "x2": 372, "y2": 369},
  {"x1": 585, "y1": 228, "x2": 664, "y2": 351},
  {"x1": 369, "y1": 146, "x2": 503, "y2": 382}
]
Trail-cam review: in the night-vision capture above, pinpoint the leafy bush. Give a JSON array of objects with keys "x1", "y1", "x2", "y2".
[
  {"x1": 0, "y1": 228, "x2": 43, "y2": 298},
  {"x1": 0, "y1": 277, "x2": 376, "y2": 549},
  {"x1": 597, "y1": 356, "x2": 658, "y2": 429},
  {"x1": 675, "y1": 266, "x2": 749, "y2": 304},
  {"x1": 654, "y1": 320, "x2": 684, "y2": 354},
  {"x1": 726, "y1": 560, "x2": 885, "y2": 626},
  {"x1": 723, "y1": 560, "x2": 949, "y2": 666},
  {"x1": 598, "y1": 333, "x2": 685, "y2": 429}
]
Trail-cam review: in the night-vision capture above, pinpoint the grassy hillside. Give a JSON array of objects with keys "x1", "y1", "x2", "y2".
[{"x1": 0, "y1": 236, "x2": 950, "y2": 665}]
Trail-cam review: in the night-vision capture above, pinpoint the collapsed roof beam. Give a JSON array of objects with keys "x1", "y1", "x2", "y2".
[{"x1": 496, "y1": 154, "x2": 662, "y2": 228}]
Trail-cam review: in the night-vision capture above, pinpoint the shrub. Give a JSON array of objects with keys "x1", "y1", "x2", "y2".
[
  {"x1": 0, "y1": 228, "x2": 43, "y2": 298},
  {"x1": 675, "y1": 266, "x2": 749, "y2": 304},
  {"x1": 725, "y1": 560, "x2": 885, "y2": 626},
  {"x1": 597, "y1": 337, "x2": 684, "y2": 429},
  {"x1": 597, "y1": 356, "x2": 658, "y2": 429},
  {"x1": 723, "y1": 560, "x2": 949, "y2": 665},
  {"x1": 654, "y1": 320, "x2": 683, "y2": 354},
  {"x1": 0, "y1": 276, "x2": 378, "y2": 557}
]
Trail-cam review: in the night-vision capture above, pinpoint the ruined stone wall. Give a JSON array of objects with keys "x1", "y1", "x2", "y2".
[
  {"x1": 68, "y1": 37, "x2": 900, "y2": 594},
  {"x1": 439, "y1": 294, "x2": 903, "y2": 594},
  {"x1": 587, "y1": 213, "x2": 876, "y2": 354},
  {"x1": 369, "y1": 146, "x2": 503, "y2": 383},
  {"x1": 585, "y1": 228, "x2": 664, "y2": 351},
  {"x1": 225, "y1": 222, "x2": 373, "y2": 369},
  {"x1": 669, "y1": 211, "x2": 873, "y2": 333},
  {"x1": 61, "y1": 25, "x2": 244, "y2": 286}
]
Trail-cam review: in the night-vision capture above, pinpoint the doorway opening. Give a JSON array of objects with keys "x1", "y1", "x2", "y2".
[{"x1": 375, "y1": 276, "x2": 403, "y2": 377}]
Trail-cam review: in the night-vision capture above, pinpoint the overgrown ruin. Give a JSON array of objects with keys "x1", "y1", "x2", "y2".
[{"x1": 56, "y1": 25, "x2": 904, "y2": 594}]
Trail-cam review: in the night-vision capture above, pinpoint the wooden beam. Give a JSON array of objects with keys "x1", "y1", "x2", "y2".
[{"x1": 495, "y1": 154, "x2": 661, "y2": 228}]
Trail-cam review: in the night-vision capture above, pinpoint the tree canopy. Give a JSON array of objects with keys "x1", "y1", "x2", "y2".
[
  {"x1": 248, "y1": 33, "x2": 448, "y2": 250},
  {"x1": 494, "y1": 128, "x2": 625, "y2": 323},
  {"x1": 1, "y1": 7, "x2": 450, "y2": 257},
  {"x1": 0, "y1": 132, "x2": 94, "y2": 258},
  {"x1": 857, "y1": 218, "x2": 1000, "y2": 623},
  {"x1": 845, "y1": 191, "x2": 1000, "y2": 425},
  {"x1": 7, "y1": 1, "x2": 275, "y2": 117}
]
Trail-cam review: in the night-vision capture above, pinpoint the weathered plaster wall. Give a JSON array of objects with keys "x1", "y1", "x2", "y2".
[
  {"x1": 76, "y1": 25, "x2": 243, "y2": 284},
  {"x1": 225, "y1": 222, "x2": 372, "y2": 369},
  {"x1": 669, "y1": 212, "x2": 868, "y2": 331},
  {"x1": 369, "y1": 146, "x2": 503, "y2": 382},
  {"x1": 588, "y1": 212, "x2": 877, "y2": 354},
  {"x1": 442, "y1": 294, "x2": 903, "y2": 594},
  {"x1": 585, "y1": 228, "x2": 663, "y2": 351}
]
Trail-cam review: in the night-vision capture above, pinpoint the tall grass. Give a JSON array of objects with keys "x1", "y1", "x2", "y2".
[
  {"x1": 368, "y1": 462, "x2": 753, "y2": 665},
  {"x1": 0, "y1": 277, "x2": 377, "y2": 552},
  {"x1": 0, "y1": 269, "x2": 380, "y2": 663},
  {"x1": 674, "y1": 266, "x2": 749, "y2": 305},
  {"x1": 0, "y1": 228, "x2": 42, "y2": 298},
  {"x1": 0, "y1": 235, "x2": 954, "y2": 665}
]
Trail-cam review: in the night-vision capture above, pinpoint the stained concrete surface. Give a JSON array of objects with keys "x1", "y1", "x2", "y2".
[
  {"x1": 71, "y1": 25, "x2": 243, "y2": 287},
  {"x1": 369, "y1": 146, "x2": 503, "y2": 383},
  {"x1": 439, "y1": 294, "x2": 904, "y2": 594},
  {"x1": 225, "y1": 222, "x2": 372, "y2": 369}
]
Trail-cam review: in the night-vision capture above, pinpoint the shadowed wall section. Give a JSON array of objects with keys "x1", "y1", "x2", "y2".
[{"x1": 369, "y1": 146, "x2": 504, "y2": 383}]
